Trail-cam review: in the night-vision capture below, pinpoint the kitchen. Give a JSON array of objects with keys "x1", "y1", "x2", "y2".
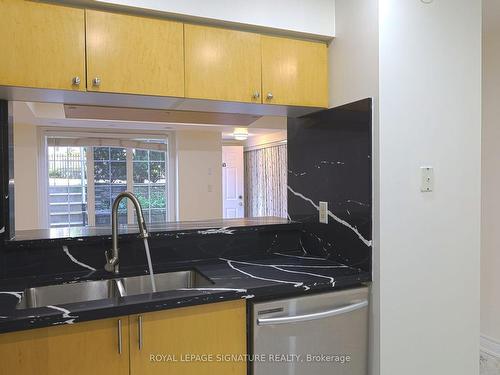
[{"x1": 0, "y1": 1, "x2": 490, "y2": 375}]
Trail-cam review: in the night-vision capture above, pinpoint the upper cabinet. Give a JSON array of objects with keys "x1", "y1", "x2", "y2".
[
  {"x1": 0, "y1": 0, "x2": 85, "y2": 91},
  {"x1": 0, "y1": 2, "x2": 328, "y2": 107},
  {"x1": 262, "y1": 36, "x2": 328, "y2": 108},
  {"x1": 185, "y1": 24, "x2": 262, "y2": 103},
  {"x1": 86, "y1": 10, "x2": 184, "y2": 97}
]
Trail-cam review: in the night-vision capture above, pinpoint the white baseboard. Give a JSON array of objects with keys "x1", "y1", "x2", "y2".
[{"x1": 481, "y1": 334, "x2": 500, "y2": 359}]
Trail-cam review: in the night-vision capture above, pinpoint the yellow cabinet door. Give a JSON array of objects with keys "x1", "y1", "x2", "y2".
[
  {"x1": 130, "y1": 300, "x2": 247, "y2": 375},
  {"x1": 185, "y1": 24, "x2": 262, "y2": 103},
  {"x1": 0, "y1": 0, "x2": 85, "y2": 91},
  {"x1": 0, "y1": 317, "x2": 129, "y2": 375},
  {"x1": 86, "y1": 10, "x2": 184, "y2": 97},
  {"x1": 262, "y1": 36, "x2": 328, "y2": 107}
]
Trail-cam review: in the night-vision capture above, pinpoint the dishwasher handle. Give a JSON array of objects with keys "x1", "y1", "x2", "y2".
[{"x1": 257, "y1": 300, "x2": 368, "y2": 326}]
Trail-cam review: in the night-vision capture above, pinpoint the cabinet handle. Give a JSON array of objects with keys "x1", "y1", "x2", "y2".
[
  {"x1": 117, "y1": 319, "x2": 122, "y2": 354},
  {"x1": 138, "y1": 315, "x2": 143, "y2": 350},
  {"x1": 72, "y1": 76, "x2": 81, "y2": 85},
  {"x1": 252, "y1": 91, "x2": 260, "y2": 99},
  {"x1": 92, "y1": 77, "x2": 101, "y2": 87},
  {"x1": 266, "y1": 92, "x2": 274, "y2": 100}
]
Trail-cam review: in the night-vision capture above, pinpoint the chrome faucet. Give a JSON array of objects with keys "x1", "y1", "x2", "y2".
[{"x1": 105, "y1": 191, "x2": 148, "y2": 274}]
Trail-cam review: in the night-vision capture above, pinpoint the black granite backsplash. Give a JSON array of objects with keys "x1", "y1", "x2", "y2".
[
  {"x1": 0, "y1": 218, "x2": 302, "y2": 281},
  {"x1": 287, "y1": 98, "x2": 372, "y2": 272}
]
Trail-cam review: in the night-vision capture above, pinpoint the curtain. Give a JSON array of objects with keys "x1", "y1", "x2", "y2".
[{"x1": 244, "y1": 144, "x2": 287, "y2": 218}]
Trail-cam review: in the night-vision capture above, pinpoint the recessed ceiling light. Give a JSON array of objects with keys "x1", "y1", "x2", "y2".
[{"x1": 233, "y1": 128, "x2": 248, "y2": 141}]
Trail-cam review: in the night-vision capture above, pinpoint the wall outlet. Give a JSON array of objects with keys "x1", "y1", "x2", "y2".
[
  {"x1": 420, "y1": 166, "x2": 434, "y2": 192},
  {"x1": 319, "y1": 201, "x2": 328, "y2": 224}
]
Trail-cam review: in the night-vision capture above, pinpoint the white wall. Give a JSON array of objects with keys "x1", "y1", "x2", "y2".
[
  {"x1": 13, "y1": 121, "x2": 41, "y2": 231},
  {"x1": 379, "y1": 1, "x2": 481, "y2": 375},
  {"x1": 176, "y1": 131, "x2": 223, "y2": 221},
  {"x1": 329, "y1": 0, "x2": 379, "y2": 108},
  {"x1": 329, "y1": 1, "x2": 379, "y2": 374},
  {"x1": 84, "y1": 0, "x2": 335, "y2": 39},
  {"x1": 481, "y1": 0, "x2": 500, "y2": 348}
]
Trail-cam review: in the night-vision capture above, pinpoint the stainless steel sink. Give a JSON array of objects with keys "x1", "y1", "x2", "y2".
[
  {"x1": 119, "y1": 270, "x2": 213, "y2": 296},
  {"x1": 16, "y1": 270, "x2": 213, "y2": 309}
]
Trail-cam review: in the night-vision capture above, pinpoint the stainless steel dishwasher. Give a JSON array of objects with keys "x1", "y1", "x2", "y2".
[{"x1": 252, "y1": 287, "x2": 369, "y2": 375}]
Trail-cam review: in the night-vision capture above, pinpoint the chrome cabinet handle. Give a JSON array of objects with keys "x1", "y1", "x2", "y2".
[
  {"x1": 92, "y1": 77, "x2": 101, "y2": 86},
  {"x1": 117, "y1": 319, "x2": 122, "y2": 354},
  {"x1": 257, "y1": 300, "x2": 368, "y2": 326},
  {"x1": 138, "y1": 315, "x2": 143, "y2": 350},
  {"x1": 253, "y1": 91, "x2": 260, "y2": 99},
  {"x1": 72, "y1": 76, "x2": 81, "y2": 85},
  {"x1": 266, "y1": 92, "x2": 273, "y2": 100}
]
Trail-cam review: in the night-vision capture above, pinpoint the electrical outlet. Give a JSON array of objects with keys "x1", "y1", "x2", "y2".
[
  {"x1": 420, "y1": 167, "x2": 434, "y2": 192},
  {"x1": 319, "y1": 201, "x2": 328, "y2": 224}
]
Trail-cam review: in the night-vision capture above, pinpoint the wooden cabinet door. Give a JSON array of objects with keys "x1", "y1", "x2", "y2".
[
  {"x1": 86, "y1": 10, "x2": 184, "y2": 97},
  {"x1": 262, "y1": 36, "x2": 328, "y2": 107},
  {"x1": 130, "y1": 300, "x2": 247, "y2": 375},
  {"x1": 0, "y1": 0, "x2": 85, "y2": 91},
  {"x1": 0, "y1": 317, "x2": 129, "y2": 375},
  {"x1": 185, "y1": 24, "x2": 262, "y2": 103}
]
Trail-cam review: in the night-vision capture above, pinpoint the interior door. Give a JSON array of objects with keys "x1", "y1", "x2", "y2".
[{"x1": 222, "y1": 146, "x2": 244, "y2": 218}]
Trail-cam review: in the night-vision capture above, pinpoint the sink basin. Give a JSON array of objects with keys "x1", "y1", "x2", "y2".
[{"x1": 16, "y1": 270, "x2": 213, "y2": 309}]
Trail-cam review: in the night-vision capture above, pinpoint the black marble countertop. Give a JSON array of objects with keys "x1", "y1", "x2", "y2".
[
  {"x1": 9, "y1": 217, "x2": 297, "y2": 246},
  {"x1": 0, "y1": 252, "x2": 370, "y2": 334}
]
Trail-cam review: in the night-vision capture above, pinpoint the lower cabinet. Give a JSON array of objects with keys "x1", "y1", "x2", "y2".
[
  {"x1": 0, "y1": 316, "x2": 129, "y2": 375},
  {"x1": 0, "y1": 300, "x2": 247, "y2": 375},
  {"x1": 130, "y1": 300, "x2": 247, "y2": 375}
]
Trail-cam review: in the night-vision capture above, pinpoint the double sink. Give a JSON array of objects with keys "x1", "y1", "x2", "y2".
[{"x1": 16, "y1": 270, "x2": 213, "y2": 309}]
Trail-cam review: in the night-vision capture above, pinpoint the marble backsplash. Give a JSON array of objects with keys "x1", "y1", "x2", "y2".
[{"x1": 287, "y1": 98, "x2": 372, "y2": 271}]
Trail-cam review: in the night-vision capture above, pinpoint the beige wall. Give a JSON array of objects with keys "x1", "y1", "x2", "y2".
[
  {"x1": 481, "y1": 0, "x2": 500, "y2": 344},
  {"x1": 13, "y1": 121, "x2": 41, "y2": 231},
  {"x1": 12, "y1": 117, "x2": 223, "y2": 227},
  {"x1": 244, "y1": 130, "x2": 287, "y2": 149},
  {"x1": 330, "y1": 1, "x2": 379, "y2": 374},
  {"x1": 176, "y1": 131, "x2": 223, "y2": 221}
]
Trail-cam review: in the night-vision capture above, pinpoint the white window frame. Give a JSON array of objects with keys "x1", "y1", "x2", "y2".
[{"x1": 37, "y1": 127, "x2": 177, "y2": 229}]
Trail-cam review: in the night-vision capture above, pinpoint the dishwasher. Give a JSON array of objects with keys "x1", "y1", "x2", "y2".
[{"x1": 251, "y1": 287, "x2": 369, "y2": 375}]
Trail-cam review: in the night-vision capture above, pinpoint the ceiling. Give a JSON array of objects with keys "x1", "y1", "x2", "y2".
[{"x1": 13, "y1": 101, "x2": 287, "y2": 141}]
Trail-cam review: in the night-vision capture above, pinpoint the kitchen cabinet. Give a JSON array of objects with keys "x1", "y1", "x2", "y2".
[
  {"x1": 185, "y1": 24, "x2": 262, "y2": 103},
  {"x1": 0, "y1": 2, "x2": 328, "y2": 107},
  {"x1": 0, "y1": 317, "x2": 129, "y2": 375},
  {"x1": 262, "y1": 36, "x2": 328, "y2": 108},
  {"x1": 0, "y1": 301, "x2": 246, "y2": 375},
  {"x1": 130, "y1": 300, "x2": 247, "y2": 375},
  {"x1": 0, "y1": 0, "x2": 85, "y2": 91},
  {"x1": 86, "y1": 10, "x2": 184, "y2": 97}
]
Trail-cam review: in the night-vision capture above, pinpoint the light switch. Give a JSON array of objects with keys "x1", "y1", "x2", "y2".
[
  {"x1": 319, "y1": 201, "x2": 328, "y2": 224},
  {"x1": 420, "y1": 167, "x2": 434, "y2": 192}
]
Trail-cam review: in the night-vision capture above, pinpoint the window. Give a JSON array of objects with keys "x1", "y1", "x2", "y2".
[
  {"x1": 45, "y1": 135, "x2": 169, "y2": 228},
  {"x1": 47, "y1": 146, "x2": 88, "y2": 228},
  {"x1": 132, "y1": 149, "x2": 167, "y2": 224}
]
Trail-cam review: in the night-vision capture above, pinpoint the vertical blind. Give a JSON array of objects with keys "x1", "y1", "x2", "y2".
[{"x1": 244, "y1": 144, "x2": 287, "y2": 218}]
